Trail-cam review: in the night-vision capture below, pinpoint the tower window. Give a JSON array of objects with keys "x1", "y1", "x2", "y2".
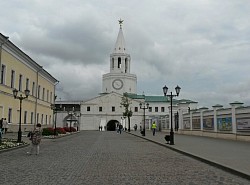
[
  {"x1": 125, "y1": 58, "x2": 128, "y2": 73},
  {"x1": 112, "y1": 58, "x2": 114, "y2": 69},
  {"x1": 118, "y1": 57, "x2": 121, "y2": 68}
]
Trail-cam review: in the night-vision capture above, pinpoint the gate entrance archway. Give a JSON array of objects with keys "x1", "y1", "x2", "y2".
[{"x1": 106, "y1": 120, "x2": 119, "y2": 131}]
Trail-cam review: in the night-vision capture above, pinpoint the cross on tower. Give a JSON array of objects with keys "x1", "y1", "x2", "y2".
[{"x1": 118, "y1": 18, "x2": 124, "y2": 28}]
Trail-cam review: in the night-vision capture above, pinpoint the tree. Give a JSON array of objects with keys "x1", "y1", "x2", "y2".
[{"x1": 120, "y1": 93, "x2": 133, "y2": 132}]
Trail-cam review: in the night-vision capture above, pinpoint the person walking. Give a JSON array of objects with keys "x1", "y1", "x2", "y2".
[
  {"x1": 134, "y1": 124, "x2": 137, "y2": 131},
  {"x1": 2, "y1": 118, "x2": 8, "y2": 134},
  {"x1": 118, "y1": 124, "x2": 123, "y2": 134},
  {"x1": 152, "y1": 121, "x2": 157, "y2": 136},
  {"x1": 27, "y1": 123, "x2": 42, "y2": 155}
]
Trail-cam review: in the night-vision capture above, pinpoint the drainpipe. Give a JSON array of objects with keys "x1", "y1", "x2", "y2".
[{"x1": 34, "y1": 67, "x2": 43, "y2": 128}]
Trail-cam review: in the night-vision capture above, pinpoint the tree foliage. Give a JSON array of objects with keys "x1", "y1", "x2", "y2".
[
  {"x1": 120, "y1": 93, "x2": 133, "y2": 118},
  {"x1": 120, "y1": 93, "x2": 133, "y2": 131}
]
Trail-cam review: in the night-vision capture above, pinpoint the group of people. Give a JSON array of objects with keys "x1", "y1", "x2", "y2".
[
  {"x1": 136, "y1": 121, "x2": 157, "y2": 136},
  {"x1": 98, "y1": 125, "x2": 103, "y2": 131}
]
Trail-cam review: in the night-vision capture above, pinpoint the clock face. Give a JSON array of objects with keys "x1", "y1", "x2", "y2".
[{"x1": 112, "y1": 79, "x2": 124, "y2": 90}]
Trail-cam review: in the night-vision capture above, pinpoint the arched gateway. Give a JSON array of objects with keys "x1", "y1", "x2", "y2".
[{"x1": 106, "y1": 120, "x2": 119, "y2": 131}]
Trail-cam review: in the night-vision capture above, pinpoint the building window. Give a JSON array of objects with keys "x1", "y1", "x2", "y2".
[
  {"x1": 1, "y1": 64, "x2": 6, "y2": 84},
  {"x1": 19, "y1": 74, "x2": 22, "y2": 91},
  {"x1": 38, "y1": 85, "x2": 40, "y2": 99},
  {"x1": 49, "y1": 115, "x2": 51, "y2": 125},
  {"x1": 31, "y1": 112, "x2": 34, "y2": 124},
  {"x1": 87, "y1": 106, "x2": 90, "y2": 111},
  {"x1": 37, "y1": 113, "x2": 39, "y2": 124},
  {"x1": 46, "y1": 115, "x2": 48, "y2": 125},
  {"x1": 32, "y1": 82, "x2": 35, "y2": 96},
  {"x1": 8, "y1": 108, "x2": 12, "y2": 123},
  {"x1": 112, "y1": 106, "x2": 115, "y2": 112},
  {"x1": 155, "y1": 107, "x2": 158, "y2": 112},
  {"x1": 161, "y1": 107, "x2": 165, "y2": 112},
  {"x1": 134, "y1": 107, "x2": 138, "y2": 112},
  {"x1": 41, "y1": 114, "x2": 43, "y2": 124},
  {"x1": 24, "y1": 111, "x2": 27, "y2": 124},
  {"x1": 47, "y1": 90, "x2": 49, "y2": 102},
  {"x1": 11, "y1": 70, "x2": 15, "y2": 88},
  {"x1": 42, "y1": 88, "x2": 45, "y2": 100},
  {"x1": 118, "y1": 57, "x2": 121, "y2": 68},
  {"x1": 50, "y1": 92, "x2": 52, "y2": 103},
  {"x1": 26, "y1": 78, "x2": 29, "y2": 90},
  {"x1": 99, "y1": 107, "x2": 102, "y2": 112},
  {"x1": 149, "y1": 107, "x2": 152, "y2": 112}
]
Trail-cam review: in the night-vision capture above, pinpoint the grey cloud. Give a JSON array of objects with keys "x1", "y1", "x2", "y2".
[{"x1": 1, "y1": 0, "x2": 250, "y2": 107}]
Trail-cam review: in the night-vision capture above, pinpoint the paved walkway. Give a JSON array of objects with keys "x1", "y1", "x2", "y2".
[
  {"x1": 1, "y1": 131, "x2": 250, "y2": 184},
  {"x1": 128, "y1": 130, "x2": 250, "y2": 180}
]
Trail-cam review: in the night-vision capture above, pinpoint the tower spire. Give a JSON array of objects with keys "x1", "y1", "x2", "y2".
[{"x1": 113, "y1": 19, "x2": 126, "y2": 54}]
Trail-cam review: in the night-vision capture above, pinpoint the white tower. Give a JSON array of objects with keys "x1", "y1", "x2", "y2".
[{"x1": 102, "y1": 19, "x2": 137, "y2": 94}]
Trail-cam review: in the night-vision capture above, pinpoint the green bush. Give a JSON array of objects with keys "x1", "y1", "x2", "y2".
[{"x1": 42, "y1": 127, "x2": 55, "y2": 136}]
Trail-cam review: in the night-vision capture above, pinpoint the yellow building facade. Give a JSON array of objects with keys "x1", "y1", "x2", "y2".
[{"x1": 0, "y1": 33, "x2": 58, "y2": 132}]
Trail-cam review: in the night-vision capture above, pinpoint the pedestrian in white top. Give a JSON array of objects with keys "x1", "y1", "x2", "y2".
[{"x1": 2, "y1": 118, "x2": 8, "y2": 134}]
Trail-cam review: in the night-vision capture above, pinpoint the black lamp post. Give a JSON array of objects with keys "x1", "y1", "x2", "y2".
[
  {"x1": 163, "y1": 85, "x2": 181, "y2": 145},
  {"x1": 139, "y1": 102, "x2": 149, "y2": 136},
  {"x1": 13, "y1": 88, "x2": 30, "y2": 143}
]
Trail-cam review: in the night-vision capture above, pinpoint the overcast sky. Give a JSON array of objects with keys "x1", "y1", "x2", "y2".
[{"x1": 1, "y1": 0, "x2": 250, "y2": 108}]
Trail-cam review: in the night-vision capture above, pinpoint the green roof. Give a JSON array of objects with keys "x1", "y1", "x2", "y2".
[
  {"x1": 124, "y1": 93, "x2": 195, "y2": 104},
  {"x1": 145, "y1": 96, "x2": 169, "y2": 102}
]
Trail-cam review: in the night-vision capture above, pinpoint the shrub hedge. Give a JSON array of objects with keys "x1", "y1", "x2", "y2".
[{"x1": 42, "y1": 127, "x2": 76, "y2": 136}]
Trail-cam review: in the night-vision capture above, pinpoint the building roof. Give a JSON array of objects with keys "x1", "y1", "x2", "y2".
[
  {"x1": 145, "y1": 96, "x2": 169, "y2": 102},
  {"x1": 125, "y1": 93, "x2": 196, "y2": 104}
]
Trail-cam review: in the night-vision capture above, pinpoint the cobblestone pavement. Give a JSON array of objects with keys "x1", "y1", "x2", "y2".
[{"x1": 0, "y1": 131, "x2": 249, "y2": 185}]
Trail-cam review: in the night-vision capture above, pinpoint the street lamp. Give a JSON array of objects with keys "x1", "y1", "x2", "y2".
[
  {"x1": 139, "y1": 102, "x2": 149, "y2": 136},
  {"x1": 163, "y1": 85, "x2": 181, "y2": 145},
  {"x1": 12, "y1": 88, "x2": 30, "y2": 143}
]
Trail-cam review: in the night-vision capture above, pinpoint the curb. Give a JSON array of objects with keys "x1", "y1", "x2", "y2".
[{"x1": 127, "y1": 132, "x2": 250, "y2": 181}]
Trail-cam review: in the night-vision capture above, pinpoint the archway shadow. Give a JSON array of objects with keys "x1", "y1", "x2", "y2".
[{"x1": 106, "y1": 120, "x2": 119, "y2": 131}]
